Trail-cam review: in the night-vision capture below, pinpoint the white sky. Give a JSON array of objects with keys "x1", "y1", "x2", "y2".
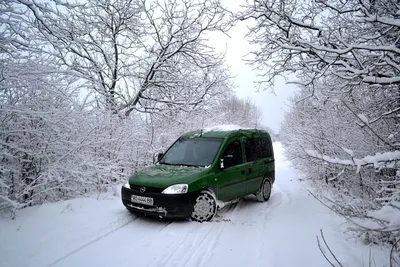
[{"x1": 209, "y1": 0, "x2": 299, "y2": 134}]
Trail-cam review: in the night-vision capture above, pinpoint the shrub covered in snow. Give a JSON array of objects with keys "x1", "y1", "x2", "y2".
[
  {"x1": 240, "y1": 0, "x2": 400, "y2": 262},
  {"x1": 0, "y1": 0, "x2": 262, "y2": 217}
]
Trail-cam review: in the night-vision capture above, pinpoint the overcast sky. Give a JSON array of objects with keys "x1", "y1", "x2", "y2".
[{"x1": 211, "y1": 0, "x2": 299, "y2": 134}]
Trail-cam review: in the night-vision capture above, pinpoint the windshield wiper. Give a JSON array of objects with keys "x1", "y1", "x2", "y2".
[
  {"x1": 177, "y1": 163, "x2": 201, "y2": 167},
  {"x1": 159, "y1": 162, "x2": 202, "y2": 167},
  {"x1": 158, "y1": 162, "x2": 172, "y2": 165},
  {"x1": 159, "y1": 162, "x2": 188, "y2": 166}
]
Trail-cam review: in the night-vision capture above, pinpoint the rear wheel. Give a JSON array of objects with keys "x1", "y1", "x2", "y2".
[
  {"x1": 191, "y1": 191, "x2": 217, "y2": 222},
  {"x1": 256, "y1": 178, "x2": 271, "y2": 202}
]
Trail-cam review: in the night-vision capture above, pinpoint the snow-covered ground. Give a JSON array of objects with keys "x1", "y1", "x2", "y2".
[{"x1": 1, "y1": 143, "x2": 390, "y2": 267}]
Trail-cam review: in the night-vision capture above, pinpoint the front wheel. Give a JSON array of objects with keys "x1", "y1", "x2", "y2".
[
  {"x1": 256, "y1": 178, "x2": 271, "y2": 202},
  {"x1": 191, "y1": 191, "x2": 217, "y2": 222}
]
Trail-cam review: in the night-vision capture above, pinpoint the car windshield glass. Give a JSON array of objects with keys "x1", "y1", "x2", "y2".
[{"x1": 159, "y1": 138, "x2": 223, "y2": 167}]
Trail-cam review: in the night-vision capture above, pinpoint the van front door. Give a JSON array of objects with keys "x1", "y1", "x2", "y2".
[{"x1": 215, "y1": 140, "x2": 246, "y2": 201}]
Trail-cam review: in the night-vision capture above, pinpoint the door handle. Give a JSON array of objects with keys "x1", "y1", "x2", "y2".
[
  {"x1": 241, "y1": 170, "x2": 245, "y2": 175},
  {"x1": 248, "y1": 168, "x2": 252, "y2": 174}
]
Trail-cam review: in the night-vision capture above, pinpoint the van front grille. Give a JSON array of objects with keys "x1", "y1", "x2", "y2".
[{"x1": 129, "y1": 184, "x2": 164, "y2": 194}]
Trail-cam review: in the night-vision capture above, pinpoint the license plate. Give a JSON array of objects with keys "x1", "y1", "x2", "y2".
[{"x1": 131, "y1": 194, "x2": 154, "y2": 206}]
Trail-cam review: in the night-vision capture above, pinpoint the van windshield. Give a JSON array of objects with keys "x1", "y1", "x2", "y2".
[{"x1": 159, "y1": 138, "x2": 223, "y2": 167}]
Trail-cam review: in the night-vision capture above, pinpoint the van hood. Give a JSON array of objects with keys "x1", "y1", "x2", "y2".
[{"x1": 128, "y1": 164, "x2": 210, "y2": 188}]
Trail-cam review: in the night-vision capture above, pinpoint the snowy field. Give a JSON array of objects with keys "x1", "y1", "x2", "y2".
[{"x1": 0, "y1": 143, "x2": 390, "y2": 267}]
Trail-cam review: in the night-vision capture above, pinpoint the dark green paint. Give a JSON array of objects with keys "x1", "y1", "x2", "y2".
[{"x1": 128, "y1": 128, "x2": 275, "y2": 202}]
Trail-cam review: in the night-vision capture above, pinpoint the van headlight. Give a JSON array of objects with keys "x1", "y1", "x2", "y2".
[
  {"x1": 162, "y1": 184, "x2": 188, "y2": 194},
  {"x1": 123, "y1": 182, "x2": 130, "y2": 189}
]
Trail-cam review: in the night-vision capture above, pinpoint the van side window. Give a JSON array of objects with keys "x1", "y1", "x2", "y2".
[
  {"x1": 261, "y1": 138, "x2": 273, "y2": 158},
  {"x1": 222, "y1": 140, "x2": 243, "y2": 168},
  {"x1": 245, "y1": 138, "x2": 272, "y2": 162}
]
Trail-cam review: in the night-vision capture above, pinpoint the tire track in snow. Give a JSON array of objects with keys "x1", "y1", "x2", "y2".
[
  {"x1": 148, "y1": 203, "x2": 239, "y2": 267},
  {"x1": 180, "y1": 223, "x2": 226, "y2": 267},
  {"x1": 48, "y1": 184, "x2": 289, "y2": 267},
  {"x1": 221, "y1": 184, "x2": 290, "y2": 225},
  {"x1": 154, "y1": 218, "x2": 174, "y2": 232},
  {"x1": 191, "y1": 223, "x2": 227, "y2": 267},
  {"x1": 194, "y1": 203, "x2": 243, "y2": 267},
  {"x1": 45, "y1": 213, "x2": 138, "y2": 267},
  {"x1": 149, "y1": 186, "x2": 289, "y2": 267},
  {"x1": 147, "y1": 224, "x2": 197, "y2": 267},
  {"x1": 181, "y1": 204, "x2": 239, "y2": 267},
  {"x1": 215, "y1": 201, "x2": 239, "y2": 221},
  {"x1": 189, "y1": 192, "x2": 286, "y2": 267},
  {"x1": 256, "y1": 184, "x2": 291, "y2": 266},
  {"x1": 263, "y1": 184, "x2": 291, "y2": 214},
  {"x1": 196, "y1": 185, "x2": 290, "y2": 267}
]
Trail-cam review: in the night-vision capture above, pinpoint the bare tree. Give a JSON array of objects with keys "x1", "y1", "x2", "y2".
[
  {"x1": 18, "y1": 0, "x2": 232, "y2": 115},
  {"x1": 239, "y1": 0, "x2": 399, "y2": 90},
  {"x1": 238, "y1": 0, "x2": 400, "y2": 260},
  {"x1": 1, "y1": 0, "x2": 264, "y2": 219}
]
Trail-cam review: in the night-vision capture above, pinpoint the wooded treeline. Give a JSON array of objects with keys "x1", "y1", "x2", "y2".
[
  {"x1": 0, "y1": 0, "x2": 262, "y2": 216},
  {"x1": 240, "y1": 0, "x2": 399, "y2": 262}
]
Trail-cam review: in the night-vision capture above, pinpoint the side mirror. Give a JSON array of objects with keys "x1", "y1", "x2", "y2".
[
  {"x1": 153, "y1": 152, "x2": 164, "y2": 163},
  {"x1": 220, "y1": 155, "x2": 234, "y2": 169}
]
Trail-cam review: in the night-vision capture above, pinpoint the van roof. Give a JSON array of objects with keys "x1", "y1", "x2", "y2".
[{"x1": 181, "y1": 127, "x2": 270, "y2": 139}]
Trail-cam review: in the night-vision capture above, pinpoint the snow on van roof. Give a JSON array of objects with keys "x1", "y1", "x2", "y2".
[{"x1": 203, "y1": 124, "x2": 254, "y2": 133}]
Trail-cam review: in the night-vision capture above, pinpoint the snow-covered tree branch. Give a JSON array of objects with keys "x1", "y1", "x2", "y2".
[
  {"x1": 0, "y1": 0, "x2": 263, "y2": 218},
  {"x1": 239, "y1": 0, "x2": 400, "y2": 258},
  {"x1": 240, "y1": 0, "x2": 400, "y2": 90},
  {"x1": 17, "y1": 0, "x2": 231, "y2": 115}
]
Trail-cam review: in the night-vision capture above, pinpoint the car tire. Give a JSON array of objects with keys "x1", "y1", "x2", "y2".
[
  {"x1": 256, "y1": 178, "x2": 271, "y2": 202},
  {"x1": 191, "y1": 191, "x2": 217, "y2": 222}
]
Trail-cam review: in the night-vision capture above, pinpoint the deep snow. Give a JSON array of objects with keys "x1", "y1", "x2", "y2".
[{"x1": 0, "y1": 143, "x2": 391, "y2": 267}]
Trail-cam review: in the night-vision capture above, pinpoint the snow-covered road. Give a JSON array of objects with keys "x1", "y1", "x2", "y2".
[{"x1": 1, "y1": 143, "x2": 389, "y2": 267}]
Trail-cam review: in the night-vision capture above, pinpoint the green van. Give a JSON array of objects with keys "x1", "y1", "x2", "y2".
[{"x1": 121, "y1": 127, "x2": 275, "y2": 222}]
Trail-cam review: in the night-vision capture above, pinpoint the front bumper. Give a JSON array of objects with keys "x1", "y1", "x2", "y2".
[{"x1": 121, "y1": 185, "x2": 196, "y2": 219}]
